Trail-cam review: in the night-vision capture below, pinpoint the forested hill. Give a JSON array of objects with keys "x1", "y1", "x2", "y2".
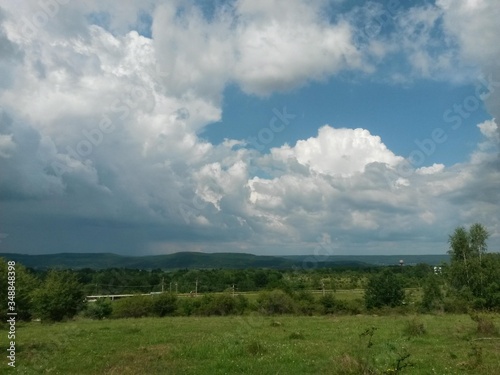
[{"x1": 0, "y1": 252, "x2": 449, "y2": 270}]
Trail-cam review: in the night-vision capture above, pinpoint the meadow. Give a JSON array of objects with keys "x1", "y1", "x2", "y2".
[{"x1": 8, "y1": 313, "x2": 500, "y2": 374}]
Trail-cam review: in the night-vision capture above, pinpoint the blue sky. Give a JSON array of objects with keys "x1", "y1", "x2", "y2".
[
  {"x1": 204, "y1": 78, "x2": 489, "y2": 167},
  {"x1": 0, "y1": 0, "x2": 499, "y2": 256}
]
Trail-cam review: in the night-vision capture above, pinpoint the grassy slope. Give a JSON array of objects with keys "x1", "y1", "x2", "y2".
[{"x1": 10, "y1": 314, "x2": 500, "y2": 374}]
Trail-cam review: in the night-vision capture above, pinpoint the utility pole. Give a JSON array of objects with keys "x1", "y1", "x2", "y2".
[
  {"x1": 175, "y1": 282, "x2": 178, "y2": 294},
  {"x1": 161, "y1": 277, "x2": 164, "y2": 293},
  {"x1": 195, "y1": 279, "x2": 198, "y2": 297},
  {"x1": 232, "y1": 284, "x2": 235, "y2": 297},
  {"x1": 321, "y1": 280, "x2": 325, "y2": 296}
]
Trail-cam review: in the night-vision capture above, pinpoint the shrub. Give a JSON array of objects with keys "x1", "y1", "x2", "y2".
[
  {"x1": 111, "y1": 296, "x2": 154, "y2": 319},
  {"x1": 247, "y1": 341, "x2": 266, "y2": 356},
  {"x1": 0, "y1": 260, "x2": 39, "y2": 321},
  {"x1": 470, "y1": 314, "x2": 498, "y2": 336},
  {"x1": 421, "y1": 275, "x2": 443, "y2": 312},
  {"x1": 178, "y1": 297, "x2": 202, "y2": 316},
  {"x1": 404, "y1": 318, "x2": 426, "y2": 337},
  {"x1": 364, "y1": 269, "x2": 405, "y2": 309},
  {"x1": 443, "y1": 288, "x2": 471, "y2": 313},
  {"x1": 200, "y1": 293, "x2": 238, "y2": 316},
  {"x1": 257, "y1": 289, "x2": 296, "y2": 315},
  {"x1": 32, "y1": 270, "x2": 85, "y2": 322},
  {"x1": 289, "y1": 331, "x2": 305, "y2": 340},
  {"x1": 294, "y1": 291, "x2": 319, "y2": 315},
  {"x1": 234, "y1": 294, "x2": 249, "y2": 314},
  {"x1": 151, "y1": 293, "x2": 177, "y2": 317},
  {"x1": 84, "y1": 298, "x2": 113, "y2": 320},
  {"x1": 319, "y1": 292, "x2": 349, "y2": 314}
]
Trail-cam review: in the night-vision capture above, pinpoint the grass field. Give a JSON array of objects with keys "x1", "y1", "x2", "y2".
[{"x1": 6, "y1": 313, "x2": 500, "y2": 374}]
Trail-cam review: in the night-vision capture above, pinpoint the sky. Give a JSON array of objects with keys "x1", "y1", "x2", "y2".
[{"x1": 0, "y1": 0, "x2": 499, "y2": 257}]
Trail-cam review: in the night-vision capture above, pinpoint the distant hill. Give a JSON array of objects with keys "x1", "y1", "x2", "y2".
[
  {"x1": 0, "y1": 252, "x2": 448, "y2": 270},
  {"x1": 284, "y1": 254, "x2": 449, "y2": 267}
]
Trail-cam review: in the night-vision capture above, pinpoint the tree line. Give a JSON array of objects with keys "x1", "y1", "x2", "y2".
[{"x1": 1, "y1": 223, "x2": 499, "y2": 322}]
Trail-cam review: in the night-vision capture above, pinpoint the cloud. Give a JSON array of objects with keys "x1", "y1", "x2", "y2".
[
  {"x1": 0, "y1": 0, "x2": 499, "y2": 255},
  {"x1": 270, "y1": 125, "x2": 403, "y2": 176},
  {"x1": 233, "y1": 0, "x2": 364, "y2": 95}
]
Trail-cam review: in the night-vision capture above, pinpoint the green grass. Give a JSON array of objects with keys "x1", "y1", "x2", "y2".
[{"x1": 6, "y1": 314, "x2": 500, "y2": 374}]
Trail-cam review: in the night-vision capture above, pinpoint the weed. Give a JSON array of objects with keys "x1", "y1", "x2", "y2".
[
  {"x1": 246, "y1": 341, "x2": 266, "y2": 356},
  {"x1": 391, "y1": 350, "x2": 414, "y2": 373},
  {"x1": 466, "y1": 342, "x2": 483, "y2": 369},
  {"x1": 336, "y1": 353, "x2": 377, "y2": 375},
  {"x1": 288, "y1": 331, "x2": 305, "y2": 340},
  {"x1": 404, "y1": 318, "x2": 426, "y2": 337},
  {"x1": 470, "y1": 313, "x2": 498, "y2": 336},
  {"x1": 360, "y1": 326, "x2": 377, "y2": 348}
]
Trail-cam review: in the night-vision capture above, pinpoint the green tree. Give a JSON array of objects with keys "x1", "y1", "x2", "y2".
[
  {"x1": 364, "y1": 269, "x2": 405, "y2": 309},
  {"x1": 448, "y1": 223, "x2": 489, "y2": 297},
  {"x1": 32, "y1": 270, "x2": 85, "y2": 322},
  {"x1": 0, "y1": 259, "x2": 39, "y2": 321}
]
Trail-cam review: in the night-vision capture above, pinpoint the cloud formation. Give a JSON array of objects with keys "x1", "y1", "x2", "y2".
[{"x1": 0, "y1": 0, "x2": 499, "y2": 255}]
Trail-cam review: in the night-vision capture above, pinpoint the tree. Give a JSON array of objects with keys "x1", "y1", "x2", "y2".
[
  {"x1": 448, "y1": 223, "x2": 489, "y2": 296},
  {"x1": 0, "y1": 259, "x2": 39, "y2": 321},
  {"x1": 32, "y1": 270, "x2": 85, "y2": 322},
  {"x1": 364, "y1": 269, "x2": 405, "y2": 309}
]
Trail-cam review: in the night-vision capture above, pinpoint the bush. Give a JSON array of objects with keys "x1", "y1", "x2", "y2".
[
  {"x1": 319, "y1": 292, "x2": 349, "y2": 314},
  {"x1": 177, "y1": 297, "x2": 202, "y2": 316},
  {"x1": 234, "y1": 294, "x2": 249, "y2": 314},
  {"x1": 470, "y1": 314, "x2": 498, "y2": 336},
  {"x1": 443, "y1": 287, "x2": 472, "y2": 313},
  {"x1": 294, "y1": 291, "x2": 319, "y2": 315},
  {"x1": 404, "y1": 318, "x2": 426, "y2": 337},
  {"x1": 151, "y1": 293, "x2": 177, "y2": 317},
  {"x1": 421, "y1": 275, "x2": 443, "y2": 312},
  {"x1": 257, "y1": 289, "x2": 296, "y2": 315},
  {"x1": 32, "y1": 270, "x2": 85, "y2": 322},
  {"x1": 0, "y1": 260, "x2": 39, "y2": 321},
  {"x1": 84, "y1": 298, "x2": 113, "y2": 320},
  {"x1": 111, "y1": 296, "x2": 154, "y2": 319},
  {"x1": 199, "y1": 293, "x2": 238, "y2": 316},
  {"x1": 364, "y1": 270, "x2": 405, "y2": 309}
]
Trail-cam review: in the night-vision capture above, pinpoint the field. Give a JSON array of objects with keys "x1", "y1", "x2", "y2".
[{"x1": 7, "y1": 313, "x2": 500, "y2": 374}]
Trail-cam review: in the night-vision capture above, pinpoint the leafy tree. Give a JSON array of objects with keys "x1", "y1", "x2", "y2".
[
  {"x1": 364, "y1": 269, "x2": 405, "y2": 309},
  {"x1": 448, "y1": 223, "x2": 492, "y2": 299},
  {"x1": 32, "y1": 270, "x2": 85, "y2": 322},
  {"x1": 0, "y1": 259, "x2": 39, "y2": 321}
]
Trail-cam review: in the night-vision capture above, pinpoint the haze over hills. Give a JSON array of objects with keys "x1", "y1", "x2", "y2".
[{"x1": 0, "y1": 252, "x2": 449, "y2": 270}]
